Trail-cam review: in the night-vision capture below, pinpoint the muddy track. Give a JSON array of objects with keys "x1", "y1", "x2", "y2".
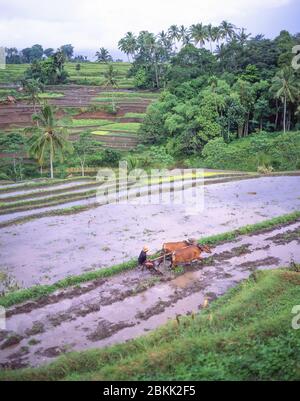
[{"x1": 0, "y1": 221, "x2": 299, "y2": 369}]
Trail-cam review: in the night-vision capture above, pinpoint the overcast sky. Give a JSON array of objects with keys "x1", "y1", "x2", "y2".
[{"x1": 0, "y1": 0, "x2": 299, "y2": 59}]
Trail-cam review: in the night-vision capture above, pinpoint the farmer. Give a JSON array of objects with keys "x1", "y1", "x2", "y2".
[{"x1": 138, "y1": 246, "x2": 155, "y2": 270}]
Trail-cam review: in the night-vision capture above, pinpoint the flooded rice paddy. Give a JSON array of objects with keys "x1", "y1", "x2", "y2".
[
  {"x1": 0, "y1": 174, "x2": 299, "y2": 368},
  {"x1": 0, "y1": 176, "x2": 299, "y2": 289},
  {"x1": 0, "y1": 219, "x2": 299, "y2": 368}
]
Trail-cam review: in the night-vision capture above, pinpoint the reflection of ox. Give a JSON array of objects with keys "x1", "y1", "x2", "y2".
[{"x1": 171, "y1": 244, "x2": 212, "y2": 269}]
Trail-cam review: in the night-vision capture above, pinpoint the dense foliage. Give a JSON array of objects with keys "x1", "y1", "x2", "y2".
[
  {"x1": 25, "y1": 50, "x2": 69, "y2": 85},
  {"x1": 121, "y1": 25, "x2": 300, "y2": 161},
  {"x1": 198, "y1": 130, "x2": 300, "y2": 171}
]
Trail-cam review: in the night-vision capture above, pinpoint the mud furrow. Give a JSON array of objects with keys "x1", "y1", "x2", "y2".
[{"x1": 0, "y1": 221, "x2": 299, "y2": 369}]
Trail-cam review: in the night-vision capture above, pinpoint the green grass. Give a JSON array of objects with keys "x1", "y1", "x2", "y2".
[
  {"x1": 62, "y1": 119, "x2": 112, "y2": 127},
  {"x1": 92, "y1": 97, "x2": 154, "y2": 103},
  {"x1": 123, "y1": 112, "x2": 146, "y2": 119},
  {"x1": 91, "y1": 130, "x2": 137, "y2": 137},
  {"x1": 91, "y1": 131, "x2": 113, "y2": 136},
  {"x1": 66, "y1": 62, "x2": 132, "y2": 87},
  {"x1": 1, "y1": 268, "x2": 300, "y2": 381},
  {"x1": 0, "y1": 64, "x2": 28, "y2": 83},
  {"x1": 39, "y1": 92, "x2": 64, "y2": 99},
  {"x1": 0, "y1": 210, "x2": 299, "y2": 309},
  {"x1": 99, "y1": 92, "x2": 159, "y2": 99},
  {"x1": 101, "y1": 122, "x2": 141, "y2": 132},
  {"x1": 0, "y1": 62, "x2": 133, "y2": 87}
]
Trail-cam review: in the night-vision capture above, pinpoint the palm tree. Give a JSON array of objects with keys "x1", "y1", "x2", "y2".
[
  {"x1": 211, "y1": 26, "x2": 222, "y2": 48},
  {"x1": 270, "y1": 67, "x2": 299, "y2": 133},
  {"x1": 21, "y1": 78, "x2": 44, "y2": 113},
  {"x1": 157, "y1": 31, "x2": 170, "y2": 47},
  {"x1": 190, "y1": 23, "x2": 208, "y2": 48},
  {"x1": 206, "y1": 24, "x2": 214, "y2": 52},
  {"x1": 95, "y1": 48, "x2": 113, "y2": 63},
  {"x1": 235, "y1": 28, "x2": 251, "y2": 45},
  {"x1": 118, "y1": 32, "x2": 137, "y2": 62},
  {"x1": 168, "y1": 25, "x2": 180, "y2": 50},
  {"x1": 219, "y1": 20, "x2": 236, "y2": 42},
  {"x1": 26, "y1": 104, "x2": 73, "y2": 179},
  {"x1": 103, "y1": 64, "x2": 119, "y2": 113},
  {"x1": 179, "y1": 25, "x2": 191, "y2": 46}
]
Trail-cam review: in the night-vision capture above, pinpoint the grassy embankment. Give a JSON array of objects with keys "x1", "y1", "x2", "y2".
[
  {"x1": 0, "y1": 210, "x2": 299, "y2": 309},
  {"x1": 1, "y1": 267, "x2": 300, "y2": 381},
  {"x1": 0, "y1": 177, "x2": 94, "y2": 194}
]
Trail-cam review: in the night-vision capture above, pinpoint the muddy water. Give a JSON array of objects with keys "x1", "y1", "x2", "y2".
[
  {"x1": 0, "y1": 175, "x2": 244, "y2": 221},
  {"x1": 0, "y1": 176, "x2": 299, "y2": 289},
  {"x1": 0, "y1": 221, "x2": 299, "y2": 369},
  {"x1": 0, "y1": 180, "x2": 94, "y2": 199},
  {"x1": 0, "y1": 184, "x2": 100, "y2": 204}
]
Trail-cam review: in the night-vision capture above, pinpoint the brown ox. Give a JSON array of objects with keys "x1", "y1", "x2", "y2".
[
  {"x1": 171, "y1": 244, "x2": 212, "y2": 268},
  {"x1": 162, "y1": 239, "x2": 197, "y2": 254}
]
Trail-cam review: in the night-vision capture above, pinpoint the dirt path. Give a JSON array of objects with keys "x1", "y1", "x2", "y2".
[{"x1": 0, "y1": 221, "x2": 299, "y2": 369}]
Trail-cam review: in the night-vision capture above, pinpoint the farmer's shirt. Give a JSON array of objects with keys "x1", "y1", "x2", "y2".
[{"x1": 138, "y1": 251, "x2": 147, "y2": 266}]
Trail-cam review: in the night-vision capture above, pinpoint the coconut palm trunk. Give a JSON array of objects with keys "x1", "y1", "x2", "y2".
[
  {"x1": 50, "y1": 138, "x2": 54, "y2": 179},
  {"x1": 283, "y1": 94, "x2": 287, "y2": 133},
  {"x1": 80, "y1": 159, "x2": 85, "y2": 177}
]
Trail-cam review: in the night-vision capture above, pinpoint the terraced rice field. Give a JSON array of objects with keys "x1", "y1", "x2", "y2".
[
  {"x1": 0, "y1": 84, "x2": 156, "y2": 150},
  {"x1": 0, "y1": 173, "x2": 299, "y2": 369},
  {"x1": 0, "y1": 63, "x2": 132, "y2": 87},
  {"x1": 0, "y1": 171, "x2": 251, "y2": 226},
  {"x1": 66, "y1": 62, "x2": 133, "y2": 87},
  {"x1": 0, "y1": 63, "x2": 152, "y2": 151}
]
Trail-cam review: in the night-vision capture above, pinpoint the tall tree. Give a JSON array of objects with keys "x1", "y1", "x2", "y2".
[
  {"x1": 26, "y1": 104, "x2": 73, "y2": 179},
  {"x1": 73, "y1": 132, "x2": 97, "y2": 177},
  {"x1": 211, "y1": 26, "x2": 222, "y2": 48},
  {"x1": 190, "y1": 23, "x2": 208, "y2": 48},
  {"x1": 103, "y1": 64, "x2": 119, "y2": 113},
  {"x1": 270, "y1": 67, "x2": 298, "y2": 133},
  {"x1": 44, "y1": 48, "x2": 54, "y2": 58},
  {"x1": 219, "y1": 21, "x2": 236, "y2": 42},
  {"x1": 206, "y1": 24, "x2": 214, "y2": 52},
  {"x1": 95, "y1": 48, "x2": 113, "y2": 63},
  {"x1": 168, "y1": 25, "x2": 180, "y2": 51},
  {"x1": 60, "y1": 44, "x2": 74, "y2": 60},
  {"x1": 118, "y1": 32, "x2": 137, "y2": 62},
  {"x1": 179, "y1": 25, "x2": 191, "y2": 46},
  {"x1": 21, "y1": 78, "x2": 44, "y2": 113}
]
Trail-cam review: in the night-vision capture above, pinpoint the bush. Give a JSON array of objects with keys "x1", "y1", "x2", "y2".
[
  {"x1": 0, "y1": 172, "x2": 10, "y2": 181},
  {"x1": 200, "y1": 131, "x2": 300, "y2": 172},
  {"x1": 147, "y1": 146, "x2": 175, "y2": 168},
  {"x1": 101, "y1": 149, "x2": 122, "y2": 167},
  {"x1": 257, "y1": 165, "x2": 274, "y2": 174}
]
